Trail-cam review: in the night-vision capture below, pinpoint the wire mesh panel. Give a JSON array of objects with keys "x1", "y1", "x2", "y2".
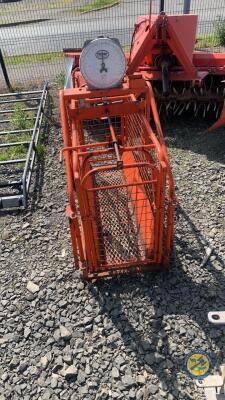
[
  {"x1": 66, "y1": 101, "x2": 166, "y2": 276},
  {"x1": 0, "y1": 0, "x2": 225, "y2": 87},
  {"x1": 89, "y1": 167, "x2": 155, "y2": 267}
]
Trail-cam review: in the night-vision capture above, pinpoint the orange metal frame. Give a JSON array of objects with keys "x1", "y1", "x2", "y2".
[
  {"x1": 65, "y1": 12, "x2": 225, "y2": 130},
  {"x1": 127, "y1": 13, "x2": 225, "y2": 79},
  {"x1": 65, "y1": 15, "x2": 225, "y2": 83},
  {"x1": 59, "y1": 8, "x2": 225, "y2": 280},
  {"x1": 60, "y1": 75, "x2": 174, "y2": 279},
  {"x1": 126, "y1": 13, "x2": 225, "y2": 130}
]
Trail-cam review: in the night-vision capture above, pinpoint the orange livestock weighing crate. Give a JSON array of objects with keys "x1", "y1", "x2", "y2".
[{"x1": 60, "y1": 76, "x2": 174, "y2": 279}]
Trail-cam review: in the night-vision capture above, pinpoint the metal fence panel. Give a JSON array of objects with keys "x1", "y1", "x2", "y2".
[{"x1": 0, "y1": 0, "x2": 225, "y2": 88}]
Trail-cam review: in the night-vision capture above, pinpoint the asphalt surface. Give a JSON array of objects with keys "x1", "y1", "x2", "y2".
[{"x1": 0, "y1": 0, "x2": 225, "y2": 57}]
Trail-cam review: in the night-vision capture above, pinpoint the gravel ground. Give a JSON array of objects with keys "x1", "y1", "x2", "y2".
[{"x1": 0, "y1": 92, "x2": 225, "y2": 400}]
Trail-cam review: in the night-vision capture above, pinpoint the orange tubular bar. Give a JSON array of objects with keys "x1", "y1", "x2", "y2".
[
  {"x1": 60, "y1": 74, "x2": 175, "y2": 279},
  {"x1": 59, "y1": 92, "x2": 85, "y2": 266}
]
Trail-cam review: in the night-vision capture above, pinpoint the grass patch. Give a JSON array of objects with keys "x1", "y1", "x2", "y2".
[
  {"x1": 0, "y1": 133, "x2": 31, "y2": 145},
  {"x1": 0, "y1": 0, "x2": 74, "y2": 16},
  {"x1": 123, "y1": 44, "x2": 131, "y2": 53},
  {"x1": 5, "y1": 52, "x2": 63, "y2": 66},
  {"x1": 195, "y1": 34, "x2": 219, "y2": 49},
  {"x1": 0, "y1": 106, "x2": 34, "y2": 161},
  {"x1": 0, "y1": 135, "x2": 46, "y2": 162},
  {"x1": 36, "y1": 143, "x2": 45, "y2": 160},
  {"x1": 56, "y1": 72, "x2": 65, "y2": 88},
  {"x1": 0, "y1": 102, "x2": 47, "y2": 162},
  {"x1": 77, "y1": 0, "x2": 119, "y2": 13},
  {"x1": 11, "y1": 105, "x2": 34, "y2": 130},
  {"x1": 0, "y1": 144, "x2": 28, "y2": 162},
  {"x1": 15, "y1": 133, "x2": 31, "y2": 142},
  {"x1": 215, "y1": 18, "x2": 225, "y2": 47}
]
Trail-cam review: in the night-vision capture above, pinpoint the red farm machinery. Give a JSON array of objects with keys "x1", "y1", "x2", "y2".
[
  {"x1": 60, "y1": 1, "x2": 225, "y2": 279},
  {"x1": 127, "y1": 10, "x2": 225, "y2": 131}
]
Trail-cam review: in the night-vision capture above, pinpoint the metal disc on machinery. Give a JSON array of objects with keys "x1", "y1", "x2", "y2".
[{"x1": 79, "y1": 37, "x2": 127, "y2": 89}]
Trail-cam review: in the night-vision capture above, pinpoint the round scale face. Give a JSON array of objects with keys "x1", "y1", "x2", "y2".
[{"x1": 80, "y1": 38, "x2": 126, "y2": 89}]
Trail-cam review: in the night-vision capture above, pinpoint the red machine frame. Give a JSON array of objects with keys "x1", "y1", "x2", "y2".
[
  {"x1": 60, "y1": 75, "x2": 174, "y2": 279},
  {"x1": 127, "y1": 12, "x2": 225, "y2": 130},
  {"x1": 66, "y1": 12, "x2": 225, "y2": 130}
]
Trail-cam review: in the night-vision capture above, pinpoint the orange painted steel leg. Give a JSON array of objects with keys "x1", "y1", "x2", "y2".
[{"x1": 59, "y1": 91, "x2": 85, "y2": 266}]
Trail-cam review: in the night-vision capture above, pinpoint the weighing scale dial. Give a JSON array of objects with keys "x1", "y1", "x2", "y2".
[{"x1": 79, "y1": 37, "x2": 127, "y2": 89}]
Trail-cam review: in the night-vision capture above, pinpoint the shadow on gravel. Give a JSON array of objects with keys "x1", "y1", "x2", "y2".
[
  {"x1": 0, "y1": 207, "x2": 21, "y2": 217},
  {"x1": 164, "y1": 119, "x2": 225, "y2": 165},
  {"x1": 88, "y1": 205, "x2": 225, "y2": 399},
  {"x1": 29, "y1": 94, "x2": 55, "y2": 212}
]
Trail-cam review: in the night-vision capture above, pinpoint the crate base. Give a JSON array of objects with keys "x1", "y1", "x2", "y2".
[{"x1": 85, "y1": 262, "x2": 163, "y2": 280}]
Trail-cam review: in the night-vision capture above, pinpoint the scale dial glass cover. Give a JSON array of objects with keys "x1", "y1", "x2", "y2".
[{"x1": 80, "y1": 37, "x2": 126, "y2": 89}]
